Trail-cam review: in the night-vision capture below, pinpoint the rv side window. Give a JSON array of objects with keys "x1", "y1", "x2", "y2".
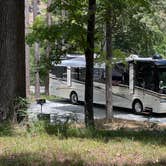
[
  {"x1": 112, "y1": 63, "x2": 129, "y2": 86},
  {"x1": 94, "y1": 68, "x2": 105, "y2": 83},
  {"x1": 79, "y1": 68, "x2": 86, "y2": 81},
  {"x1": 51, "y1": 66, "x2": 67, "y2": 80},
  {"x1": 72, "y1": 68, "x2": 86, "y2": 82}
]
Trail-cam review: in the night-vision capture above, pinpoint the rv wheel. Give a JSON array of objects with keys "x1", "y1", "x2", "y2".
[
  {"x1": 70, "y1": 92, "x2": 78, "y2": 104},
  {"x1": 133, "y1": 100, "x2": 143, "y2": 114}
]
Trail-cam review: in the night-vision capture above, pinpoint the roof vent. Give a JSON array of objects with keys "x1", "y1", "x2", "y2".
[{"x1": 152, "y1": 54, "x2": 162, "y2": 59}]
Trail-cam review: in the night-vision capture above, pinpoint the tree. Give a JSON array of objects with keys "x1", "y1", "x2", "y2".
[
  {"x1": 98, "y1": 0, "x2": 155, "y2": 120},
  {"x1": 0, "y1": 0, "x2": 25, "y2": 120},
  {"x1": 84, "y1": 0, "x2": 96, "y2": 127},
  {"x1": 105, "y1": 5, "x2": 113, "y2": 120},
  {"x1": 33, "y1": 0, "x2": 40, "y2": 99},
  {"x1": 45, "y1": 0, "x2": 52, "y2": 96},
  {"x1": 50, "y1": 0, "x2": 96, "y2": 127},
  {"x1": 27, "y1": 0, "x2": 96, "y2": 127},
  {"x1": 25, "y1": 0, "x2": 30, "y2": 98}
]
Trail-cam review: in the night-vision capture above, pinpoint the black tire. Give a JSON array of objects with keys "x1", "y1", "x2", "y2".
[
  {"x1": 70, "y1": 92, "x2": 78, "y2": 104},
  {"x1": 132, "y1": 100, "x2": 143, "y2": 114}
]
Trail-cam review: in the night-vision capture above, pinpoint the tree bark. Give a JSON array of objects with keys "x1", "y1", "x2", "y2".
[
  {"x1": 25, "y1": 0, "x2": 30, "y2": 98},
  {"x1": 84, "y1": 0, "x2": 96, "y2": 128},
  {"x1": 34, "y1": 42, "x2": 40, "y2": 99},
  {"x1": 33, "y1": 0, "x2": 40, "y2": 99},
  {"x1": 0, "y1": 0, "x2": 25, "y2": 120},
  {"x1": 45, "y1": 0, "x2": 52, "y2": 96},
  {"x1": 105, "y1": 9, "x2": 113, "y2": 121}
]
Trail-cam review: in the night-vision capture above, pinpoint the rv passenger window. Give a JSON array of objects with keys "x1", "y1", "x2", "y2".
[
  {"x1": 159, "y1": 68, "x2": 166, "y2": 88},
  {"x1": 158, "y1": 68, "x2": 166, "y2": 94}
]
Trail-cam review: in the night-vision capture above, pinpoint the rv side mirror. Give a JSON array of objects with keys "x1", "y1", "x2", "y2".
[{"x1": 159, "y1": 80, "x2": 164, "y2": 89}]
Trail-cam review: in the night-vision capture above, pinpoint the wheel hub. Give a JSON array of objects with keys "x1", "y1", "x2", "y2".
[{"x1": 135, "y1": 102, "x2": 142, "y2": 112}]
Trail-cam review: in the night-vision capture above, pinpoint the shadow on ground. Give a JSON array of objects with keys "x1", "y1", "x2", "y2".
[
  {"x1": 0, "y1": 122, "x2": 14, "y2": 137},
  {"x1": 0, "y1": 152, "x2": 166, "y2": 166},
  {"x1": 141, "y1": 160, "x2": 166, "y2": 166},
  {"x1": 0, "y1": 152, "x2": 85, "y2": 166},
  {"x1": 43, "y1": 121, "x2": 166, "y2": 146}
]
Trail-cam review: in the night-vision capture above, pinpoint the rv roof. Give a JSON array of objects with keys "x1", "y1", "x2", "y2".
[
  {"x1": 126, "y1": 54, "x2": 166, "y2": 66},
  {"x1": 55, "y1": 54, "x2": 166, "y2": 67},
  {"x1": 56, "y1": 54, "x2": 105, "y2": 68}
]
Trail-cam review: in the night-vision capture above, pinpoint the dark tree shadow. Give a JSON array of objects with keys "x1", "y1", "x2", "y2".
[
  {"x1": 0, "y1": 152, "x2": 165, "y2": 166},
  {"x1": 0, "y1": 152, "x2": 85, "y2": 166},
  {"x1": 137, "y1": 159, "x2": 166, "y2": 166},
  {"x1": 44, "y1": 122, "x2": 166, "y2": 146},
  {"x1": 0, "y1": 122, "x2": 14, "y2": 137}
]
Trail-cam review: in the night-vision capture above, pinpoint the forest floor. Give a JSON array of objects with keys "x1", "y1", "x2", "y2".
[{"x1": 0, "y1": 119, "x2": 166, "y2": 166}]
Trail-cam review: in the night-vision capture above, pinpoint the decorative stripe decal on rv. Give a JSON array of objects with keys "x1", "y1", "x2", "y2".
[
  {"x1": 135, "y1": 86, "x2": 166, "y2": 98},
  {"x1": 112, "y1": 93, "x2": 131, "y2": 101}
]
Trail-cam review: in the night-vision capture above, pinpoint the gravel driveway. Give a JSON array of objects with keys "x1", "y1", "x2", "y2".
[{"x1": 28, "y1": 99, "x2": 166, "y2": 124}]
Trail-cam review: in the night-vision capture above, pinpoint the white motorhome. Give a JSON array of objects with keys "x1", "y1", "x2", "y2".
[{"x1": 49, "y1": 54, "x2": 166, "y2": 113}]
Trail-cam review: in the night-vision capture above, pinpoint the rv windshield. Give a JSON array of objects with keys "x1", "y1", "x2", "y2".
[{"x1": 159, "y1": 68, "x2": 166, "y2": 91}]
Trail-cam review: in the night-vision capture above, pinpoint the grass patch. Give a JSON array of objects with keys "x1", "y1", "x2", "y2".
[{"x1": 0, "y1": 120, "x2": 166, "y2": 165}]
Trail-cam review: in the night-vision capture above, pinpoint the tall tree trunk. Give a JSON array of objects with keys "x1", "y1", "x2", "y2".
[
  {"x1": 105, "y1": 9, "x2": 113, "y2": 121},
  {"x1": 25, "y1": 0, "x2": 30, "y2": 98},
  {"x1": 84, "y1": 0, "x2": 96, "y2": 128},
  {"x1": 45, "y1": 0, "x2": 52, "y2": 96},
  {"x1": 0, "y1": 0, "x2": 25, "y2": 120},
  {"x1": 33, "y1": 0, "x2": 40, "y2": 99}
]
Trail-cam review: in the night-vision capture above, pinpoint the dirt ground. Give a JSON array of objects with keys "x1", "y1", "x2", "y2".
[{"x1": 95, "y1": 118, "x2": 166, "y2": 131}]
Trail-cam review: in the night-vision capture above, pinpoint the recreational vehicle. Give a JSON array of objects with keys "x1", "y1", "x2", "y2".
[{"x1": 49, "y1": 54, "x2": 166, "y2": 114}]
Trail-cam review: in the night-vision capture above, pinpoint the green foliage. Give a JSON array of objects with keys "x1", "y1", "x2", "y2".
[
  {"x1": 27, "y1": 120, "x2": 47, "y2": 134},
  {"x1": 27, "y1": 113, "x2": 78, "y2": 138},
  {"x1": 27, "y1": 0, "x2": 88, "y2": 53},
  {"x1": 97, "y1": 0, "x2": 166, "y2": 57},
  {"x1": 13, "y1": 97, "x2": 28, "y2": 123},
  {"x1": 95, "y1": 49, "x2": 127, "y2": 68},
  {"x1": 0, "y1": 122, "x2": 13, "y2": 136},
  {"x1": 26, "y1": 119, "x2": 166, "y2": 145},
  {"x1": 26, "y1": 0, "x2": 166, "y2": 76}
]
